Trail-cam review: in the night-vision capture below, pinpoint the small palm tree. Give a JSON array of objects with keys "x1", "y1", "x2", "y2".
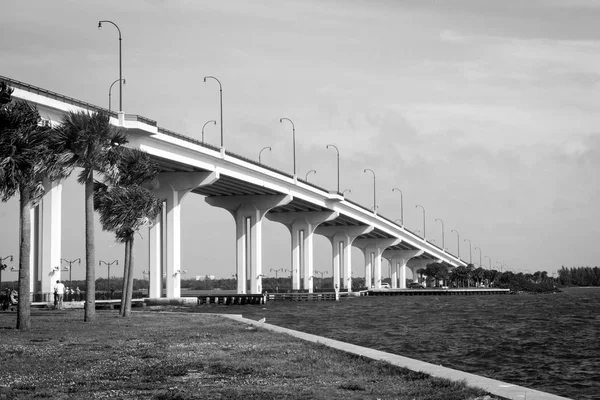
[
  {"x1": 94, "y1": 147, "x2": 161, "y2": 317},
  {"x1": 58, "y1": 110, "x2": 127, "y2": 322},
  {"x1": 1, "y1": 90, "x2": 71, "y2": 330}
]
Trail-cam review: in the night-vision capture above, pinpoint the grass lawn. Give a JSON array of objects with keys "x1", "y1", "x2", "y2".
[{"x1": 0, "y1": 309, "x2": 501, "y2": 400}]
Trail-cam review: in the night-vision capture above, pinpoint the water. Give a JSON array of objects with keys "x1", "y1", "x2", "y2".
[{"x1": 194, "y1": 287, "x2": 600, "y2": 400}]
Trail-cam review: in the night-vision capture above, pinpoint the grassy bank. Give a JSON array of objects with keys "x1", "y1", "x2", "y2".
[{"x1": 0, "y1": 310, "x2": 501, "y2": 400}]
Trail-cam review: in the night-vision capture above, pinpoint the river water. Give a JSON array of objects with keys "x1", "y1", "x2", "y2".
[{"x1": 194, "y1": 287, "x2": 600, "y2": 400}]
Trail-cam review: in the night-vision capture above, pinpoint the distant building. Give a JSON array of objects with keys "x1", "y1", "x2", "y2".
[{"x1": 195, "y1": 275, "x2": 215, "y2": 281}]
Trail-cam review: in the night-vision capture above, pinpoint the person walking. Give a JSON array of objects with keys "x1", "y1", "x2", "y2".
[{"x1": 54, "y1": 280, "x2": 65, "y2": 310}]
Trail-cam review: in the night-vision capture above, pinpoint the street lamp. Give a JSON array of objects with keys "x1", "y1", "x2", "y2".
[
  {"x1": 61, "y1": 258, "x2": 81, "y2": 289},
  {"x1": 279, "y1": 117, "x2": 296, "y2": 177},
  {"x1": 98, "y1": 20, "x2": 123, "y2": 112},
  {"x1": 484, "y1": 255, "x2": 491, "y2": 270},
  {"x1": 0, "y1": 255, "x2": 13, "y2": 292},
  {"x1": 108, "y1": 78, "x2": 125, "y2": 114},
  {"x1": 204, "y1": 76, "x2": 224, "y2": 149},
  {"x1": 202, "y1": 120, "x2": 216, "y2": 143},
  {"x1": 259, "y1": 146, "x2": 271, "y2": 164},
  {"x1": 451, "y1": 229, "x2": 460, "y2": 258},
  {"x1": 464, "y1": 239, "x2": 472, "y2": 264},
  {"x1": 99, "y1": 260, "x2": 119, "y2": 295},
  {"x1": 475, "y1": 247, "x2": 482, "y2": 269},
  {"x1": 342, "y1": 189, "x2": 351, "y2": 196},
  {"x1": 270, "y1": 268, "x2": 284, "y2": 279},
  {"x1": 305, "y1": 169, "x2": 317, "y2": 181},
  {"x1": 391, "y1": 188, "x2": 403, "y2": 226},
  {"x1": 326, "y1": 144, "x2": 340, "y2": 192},
  {"x1": 415, "y1": 204, "x2": 426, "y2": 239},
  {"x1": 363, "y1": 169, "x2": 377, "y2": 212},
  {"x1": 434, "y1": 218, "x2": 445, "y2": 250}
]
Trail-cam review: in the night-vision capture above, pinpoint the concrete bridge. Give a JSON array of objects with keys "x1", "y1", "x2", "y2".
[{"x1": 2, "y1": 75, "x2": 466, "y2": 299}]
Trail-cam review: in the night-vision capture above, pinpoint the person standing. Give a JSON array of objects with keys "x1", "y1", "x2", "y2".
[{"x1": 54, "y1": 280, "x2": 65, "y2": 310}]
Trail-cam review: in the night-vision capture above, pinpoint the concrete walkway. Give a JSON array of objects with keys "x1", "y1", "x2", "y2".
[{"x1": 219, "y1": 314, "x2": 572, "y2": 400}]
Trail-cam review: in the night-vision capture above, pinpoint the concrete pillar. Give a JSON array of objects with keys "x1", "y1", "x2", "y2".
[
  {"x1": 407, "y1": 258, "x2": 441, "y2": 286},
  {"x1": 354, "y1": 238, "x2": 401, "y2": 289},
  {"x1": 267, "y1": 211, "x2": 338, "y2": 293},
  {"x1": 148, "y1": 217, "x2": 162, "y2": 298},
  {"x1": 153, "y1": 172, "x2": 218, "y2": 298},
  {"x1": 382, "y1": 250, "x2": 424, "y2": 289},
  {"x1": 207, "y1": 194, "x2": 292, "y2": 294},
  {"x1": 30, "y1": 180, "x2": 63, "y2": 301},
  {"x1": 315, "y1": 225, "x2": 373, "y2": 292}
]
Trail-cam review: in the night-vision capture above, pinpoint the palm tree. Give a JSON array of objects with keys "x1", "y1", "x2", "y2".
[
  {"x1": 0, "y1": 91, "x2": 71, "y2": 330},
  {"x1": 58, "y1": 110, "x2": 127, "y2": 322},
  {"x1": 0, "y1": 81, "x2": 14, "y2": 105},
  {"x1": 94, "y1": 147, "x2": 161, "y2": 317}
]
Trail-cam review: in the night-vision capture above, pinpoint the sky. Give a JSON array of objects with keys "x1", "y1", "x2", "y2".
[{"x1": 1, "y1": 0, "x2": 599, "y2": 282}]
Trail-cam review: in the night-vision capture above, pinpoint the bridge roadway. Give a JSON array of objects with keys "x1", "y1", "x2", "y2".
[{"x1": 2, "y1": 75, "x2": 467, "y2": 299}]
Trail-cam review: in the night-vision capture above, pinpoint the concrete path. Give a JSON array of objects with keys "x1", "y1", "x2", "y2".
[{"x1": 219, "y1": 314, "x2": 572, "y2": 400}]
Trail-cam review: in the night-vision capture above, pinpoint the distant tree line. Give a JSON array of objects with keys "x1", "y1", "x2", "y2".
[{"x1": 556, "y1": 266, "x2": 600, "y2": 287}]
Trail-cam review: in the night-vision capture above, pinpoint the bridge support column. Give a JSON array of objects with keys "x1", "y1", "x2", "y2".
[
  {"x1": 267, "y1": 211, "x2": 337, "y2": 293},
  {"x1": 30, "y1": 180, "x2": 62, "y2": 301},
  {"x1": 153, "y1": 172, "x2": 218, "y2": 298},
  {"x1": 354, "y1": 238, "x2": 400, "y2": 289},
  {"x1": 383, "y1": 250, "x2": 424, "y2": 289},
  {"x1": 407, "y1": 258, "x2": 440, "y2": 286},
  {"x1": 148, "y1": 219, "x2": 162, "y2": 298},
  {"x1": 207, "y1": 194, "x2": 292, "y2": 294},
  {"x1": 315, "y1": 225, "x2": 373, "y2": 292}
]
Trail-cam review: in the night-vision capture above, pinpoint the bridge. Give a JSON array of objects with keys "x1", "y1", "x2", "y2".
[{"x1": 2, "y1": 75, "x2": 467, "y2": 299}]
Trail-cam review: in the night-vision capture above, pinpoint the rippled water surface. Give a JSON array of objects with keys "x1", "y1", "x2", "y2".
[{"x1": 196, "y1": 287, "x2": 600, "y2": 400}]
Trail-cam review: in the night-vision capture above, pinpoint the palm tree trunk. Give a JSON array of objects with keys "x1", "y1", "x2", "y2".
[
  {"x1": 123, "y1": 237, "x2": 135, "y2": 317},
  {"x1": 17, "y1": 184, "x2": 31, "y2": 331},
  {"x1": 84, "y1": 173, "x2": 96, "y2": 322},
  {"x1": 120, "y1": 238, "x2": 131, "y2": 317}
]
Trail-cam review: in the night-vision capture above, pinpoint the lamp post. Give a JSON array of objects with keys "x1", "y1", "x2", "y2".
[
  {"x1": 391, "y1": 188, "x2": 403, "y2": 226},
  {"x1": 108, "y1": 78, "x2": 125, "y2": 113},
  {"x1": 98, "y1": 20, "x2": 123, "y2": 112},
  {"x1": 279, "y1": 117, "x2": 296, "y2": 177},
  {"x1": 415, "y1": 204, "x2": 426, "y2": 239},
  {"x1": 464, "y1": 239, "x2": 472, "y2": 264},
  {"x1": 305, "y1": 169, "x2": 316, "y2": 181},
  {"x1": 270, "y1": 268, "x2": 284, "y2": 279},
  {"x1": 434, "y1": 218, "x2": 445, "y2": 250},
  {"x1": 203, "y1": 76, "x2": 224, "y2": 149},
  {"x1": 202, "y1": 120, "x2": 216, "y2": 143},
  {"x1": 61, "y1": 258, "x2": 81, "y2": 289},
  {"x1": 99, "y1": 260, "x2": 119, "y2": 295},
  {"x1": 475, "y1": 247, "x2": 482, "y2": 269},
  {"x1": 484, "y1": 255, "x2": 491, "y2": 270},
  {"x1": 326, "y1": 144, "x2": 340, "y2": 192},
  {"x1": 259, "y1": 146, "x2": 271, "y2": 164},
  {"x1": 342, "y1": 189, "x2": 351, "y2": 196},
  {"x1": 451, "y1": 229, "x2": 460, "y2": 258},
  {"x1": 0, "y1": 255, "x2": 13, "y2": 291},
  {"x1": 363, "y1": 169, "x2": 376, "y2": 212}
]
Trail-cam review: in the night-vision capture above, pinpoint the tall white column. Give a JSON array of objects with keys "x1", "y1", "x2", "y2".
[
  {"x1": 354, "y1": 238, "x2": 401, "y2": 289},
  {"x1": 315, "y1": 225, "x2": 373, "y2": 292},
  {"x1": 382, "y1": 250, "x2": 424, "y2": 289},
  {"x1": 30, "y1": 180, "x2": 63, "y2": 301},
  {"x1": 207, "y1": 194, "x2": 292, "y2": 294},
  {"x1": 153, "y1": 171, "x2": 218, "y2": 298},
  {"x1": 267, "y1": 211, "x2": 337, "y2": 293},
  {"x1": 148, "y1": 212, "x2": 162, "y2": 298}
]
